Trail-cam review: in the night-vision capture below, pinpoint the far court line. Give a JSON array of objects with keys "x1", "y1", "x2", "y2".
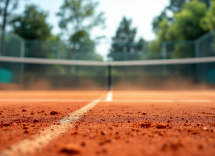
[
  {"x1": 179, "y1": 100, "x2": 212, "y2": 103},
  {"x1": 0, "y1": 99, "x2": 213, "y2": 103},
  {"x1": 0, "y1": 99, "x2": 93, "y2": 102}
]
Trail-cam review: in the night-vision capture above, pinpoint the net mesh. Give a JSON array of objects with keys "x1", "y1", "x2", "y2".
[
  {"x1": 112, "y1": 62, "x2": 215, "y2": 90},
  {"x1": 0, "y1": 56, "x2": 215, "y2": 90},
  {"x1": 0, "y1": 61, "x2": 108, "y2": 90}
]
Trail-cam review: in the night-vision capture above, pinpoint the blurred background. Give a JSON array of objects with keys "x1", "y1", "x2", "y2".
[{"x1": 0, "y1": 0, "x2": 215, "y2": 90}]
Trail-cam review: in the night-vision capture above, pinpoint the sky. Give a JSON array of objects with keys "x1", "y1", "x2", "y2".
[{"x1": 18, "y1": 0, "x2": 169, "y2": 41}]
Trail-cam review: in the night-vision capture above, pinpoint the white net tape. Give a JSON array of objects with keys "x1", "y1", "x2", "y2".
[{"x1": 1, "y1": 56, "x2": 215, "y2": 66}]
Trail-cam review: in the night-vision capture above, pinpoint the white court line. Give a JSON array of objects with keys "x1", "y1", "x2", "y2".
[
  {"x1": 105, "y1": 91, "x2": 112, "y2": 102},
  {"x1": 0, "y1": 94, "x2": 106, "y2": 156},
  {"x1": 0, "y1": 99, "x2": 213, "y2": 103},
  {"x1": 111, "y1": 100, "x2": 213, "y2": 103},
  {"x1": 179, "y1": 100, "x2": 212, "y2": 103},
  {"x1": 107, "y1": 100, "x2": 213, "y2": 103},
  {"x1": 0, "y1": 99, "x2": 93, "y2": 102}
]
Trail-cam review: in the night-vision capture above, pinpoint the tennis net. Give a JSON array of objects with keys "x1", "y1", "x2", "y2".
[{"x1": 0, "y1": 56, "x2": 215, "y2": 90}]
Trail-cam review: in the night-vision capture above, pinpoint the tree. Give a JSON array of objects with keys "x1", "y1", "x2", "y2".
[
  {"x1": 109, "y1": 17, "x2": 144, "y2": 61},
  {"x1": 149, "y1": 0, "x2": 210, "y2": 58},
  {"x1": 152, "y1": 0, "x2": 211, "y2": 34},
  {"x1": 152, "y1": 11, "x2": 170, "y2": 33},
  {"x1": 167, "y1": 0, "x2": 210, "y2": 13},
  {"x1": 56, "y1": 0, "x2": 105, "y2": 41},
  {"x1": 10, "y1": 4, "x2": 56, "y2": 61},
  {"x1": 11, "y1": 4, "x2": 53, "y2": 40},
  {"x1": 159, "y1": 0, "x2": 208, "y2": 41},
  {"x1": 56, "y1": 0, "x2": 105, "y2": 66},
  {"x1": 200, "y1": 0, "x2": 215, "y2": 54},
  {"x1": 0, "y1": 0, "x2": 19, "y2": 56},
  {"x1": 69, "y1": 30, "x2": 94, "y2": 54},
  {"x1": 200, "y1": 0, "x2": 215, "y2": 31},
  {"x1": 56, "y1": 0, "x2": 105, "y2": 74}
]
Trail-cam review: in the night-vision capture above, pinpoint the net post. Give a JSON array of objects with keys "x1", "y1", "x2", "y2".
[
  {"x1": 108, "y1": 63, "x2": 112, "y2": 91},
  {"x1": 195, "y1": 40, "x2": 201, "y2": 83}
]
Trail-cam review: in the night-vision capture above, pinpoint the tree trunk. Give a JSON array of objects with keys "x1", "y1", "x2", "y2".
[{"x1": 0, "y1": 0, "x2": 10, "y2": 68}]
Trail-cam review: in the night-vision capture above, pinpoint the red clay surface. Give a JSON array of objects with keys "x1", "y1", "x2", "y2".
[
  {"x1": 112, "y1": 90, "x2": 215, "y2": 100},
  {"x1": 0, "y1": 91, "x2": 106, "y2": 151},
  {"x1": 1, "y1": 90, "x2": 215, "y2": 156}
]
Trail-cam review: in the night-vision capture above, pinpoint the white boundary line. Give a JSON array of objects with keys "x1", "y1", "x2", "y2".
[
  {"x1": 179, "y1": 100, "x2": 212, "y2": 103},
  {"x1": 107, "y1": 100, "x2": 213, "y2": 103},
  {"x1": 0, "y1": 99, "x2": 93, "y2": 102},
  {"x1": 110, "y1": 100, "x2": 174, "y2": 102},
  {"x1": 105, "y1": 91, "x2": 112, "y2": 102},
  {"x1": 0, "y1": 94, "x2": 106, "y2": 156},
  {"x1": 0, "y1": 99, "x2": 213, "y2": 103}
]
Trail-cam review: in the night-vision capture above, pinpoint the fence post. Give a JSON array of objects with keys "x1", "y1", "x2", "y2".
[
  {"x1": 55, "y1": 42, "x2": 58, "y2": 59},
  {"x1": 20, "y1": 37, "x2": 25, "y2": 89},
  {"x1": 196, "y1": 35, "x2": 206, "y2": 83},
  {"x1": 195, "y1": 40, "x2": 199, "y2": 58},
  {"x1": 162, "y1": 42, "x2": 167, "y2": 75}
]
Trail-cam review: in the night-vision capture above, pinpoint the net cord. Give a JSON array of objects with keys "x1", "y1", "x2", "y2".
[{"x1": 0, "y1": 56, "x2": 215, "y2": 66}]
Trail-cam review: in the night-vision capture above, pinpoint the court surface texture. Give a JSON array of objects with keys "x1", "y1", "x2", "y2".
[{"x1": 0, "y1": 90, "x2": 215, "y2": 156}]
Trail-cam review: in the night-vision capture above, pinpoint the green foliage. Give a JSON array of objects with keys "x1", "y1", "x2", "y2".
[
  {"x1": 169, "y1": 42, "x2": 196, "y2": 58},
  {"x1": 68, "y1": 30, "x2": 98, "y2": 61},
  {"x1": 152, "y1": 0, "x2": 211, "y2": 36},
  {"x1": 167, "y1": 0, "x2": 210, "y2": 12},
  {"x1": 69, "y1": 30, "x2": 95, "y2": 55},
  {"x1": 148, "y1": 40, "x2": 162, "y2": 53},
  {"x1": 69, "y1": 30, "x2": 90, "y2": 42},
  {"x1": 8, "y1": 4, "x2": 57, "y2": 75},
  {"x1": 201, "y1": 0, "x2": 215, "y2": 31},
  {"x1": 56, "y1": 0, "x2": 105, "y2": 41},
  {"x1": 109, "y1": 17, "x2": 144, "y2": 61},
  {"x1": 10, "y1": 4, "x2": 53, "y2": 40},
  {"x1": 111, "y1": 17, "x2": 137, "y2": 44},
  {"x1": 157, "y1": 20, "x2": 171, "y2": 41},
  {"x1": 149, "y1": 0, "x2": 215, "y2": 58},
  {"x1": 200, "y1": 0, "x2": 215, "y2": 55},
  {"x1": 152, "y1": 11, "x2": 169, "y2": 33},
  {"x1": 161, "y1": 0, "x2": 208, "y2": 41},
  {"x1": 165, "y1": 0, "x2": 207, "y2": 58},
  {"x1": 56, "y1": 0, "x2": 105, "y2": 64},
  {"x1": 47, "y1": 35, "x2": 60, "y2": 42}
]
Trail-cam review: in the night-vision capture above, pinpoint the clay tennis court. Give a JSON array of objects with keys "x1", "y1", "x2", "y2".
[{"x1": 0, "y1": 90, "x2": 215, "y2": 156}]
